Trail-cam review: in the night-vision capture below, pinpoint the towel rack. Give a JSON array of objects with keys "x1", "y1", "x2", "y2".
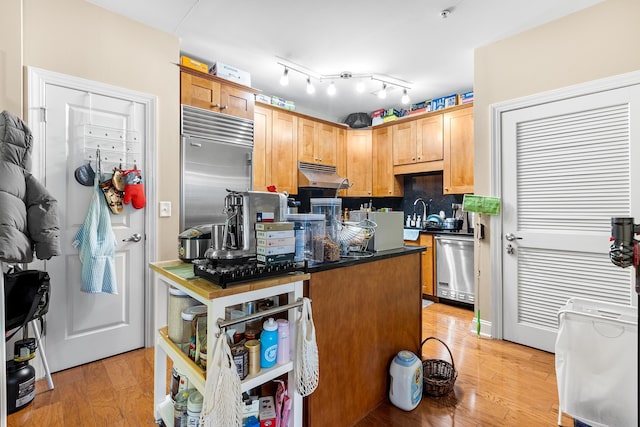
[{"x1": 217, "y1": 297, "x2": 311, "y2": 333}]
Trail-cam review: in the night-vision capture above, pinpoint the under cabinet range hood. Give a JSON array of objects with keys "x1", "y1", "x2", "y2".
[{"x1": 298, "y1": 161, "x2": 350, "y2": 189}]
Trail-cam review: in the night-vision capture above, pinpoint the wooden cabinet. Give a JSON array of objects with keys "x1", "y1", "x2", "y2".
[
  {"x1": 404, "y1": 234, "x2": 435, "y2": 296},
  {"x1": 392, "y1": 114, "x2": 444, "y2": 175},
  {"x1": 271, "y1": 110, "x2": 298, "y2": 195},
  {"x1": 417, "y1": 115, "x2": 444, "y2": 162},
  {"x1": 392, "y1": 120, "x2": 417, "y2": 165},
  {"x1": 345, "y1": 130, "x2": 372, "y2": 197},
  {"x1": 443, "y1": 106, "x2": 474, "y2": 194},
  {"x1": 297, "y1": 118, "x2": 337, "y2": 166},
  {"x1": 372, "y1": 126, "x2": 403, "y2": 197},
  {"x1": 180, "y1": 66, "x2": 257, "y2": 120},
  {"x1": 335, "y1": 127, "x2": 347, "y2": 197}
]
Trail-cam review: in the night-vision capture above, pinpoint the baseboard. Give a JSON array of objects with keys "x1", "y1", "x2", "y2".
[{"x1": 470, "y1": 317, "x2": 492, "y2": 338}]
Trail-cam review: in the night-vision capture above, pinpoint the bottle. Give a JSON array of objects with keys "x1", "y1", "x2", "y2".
[
  {"x1": 174, "y1": 391, "x2": 190, "y2": 427},
  {"x1": 276, "y1": 319, "x2": 290, "y2": 364},
  {"x1": 416, "y1": 215, "x2": 421, "y2": 229},
  {"x1": 406, "y1": 215, "x2": 411, "y2": 228},
  {"x1": 389, "y1": 350, "x2": 422, "y2": 411},
  {"x1": 245, "y1": 339, "x2": 261, "y2": 375},
  {"x1": 260, "y1": 318, "x2": 278, "y2": 369}
]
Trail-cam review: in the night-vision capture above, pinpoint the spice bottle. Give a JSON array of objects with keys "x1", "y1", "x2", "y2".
[
  {"x1": 276, "y1": 319, "x2": 290, "y2": 365},
  {"x1": 174, "y1": 391, "x2": 189, "y2": 427},
  {"x1": 260, "y1": 318, "x2": 278, "y2": 369}
]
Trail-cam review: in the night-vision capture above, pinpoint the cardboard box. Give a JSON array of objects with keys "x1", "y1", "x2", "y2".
[
  {"x1": 271, "y1": 96, "x2": 287, "y2": 108},
  {"x1": 371, "y1": 108, "x2": 385, "y2": 118},
  {"x1": 259, "y1": 396, "x2": 276, "y2": 427},
  {"x1": 210, "y1": 61, "x2": 252, "y2": 87},
  {"x1": 180, "y1": 55, "x2": 209, "y2": 73},
  {"x1": 382, "y1": 115, "x2": 398, "y2": 123},
  {"x1": 444, "y1": 94, "x2": 457, "y2": 108},
  {"x1": 256, "y1": 94, "x2": 271, "y2": 104},
  {"x1": 431, "y1": 96, "x2": 446, "y2": 111},
  {"x1": 372, "y1": 116, "x2": 384, "y2": 126}
]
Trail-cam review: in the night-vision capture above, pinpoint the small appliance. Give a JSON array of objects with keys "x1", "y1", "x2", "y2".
[{"x1": 178, "y1": 224, "x2": 212, "y2": 261}]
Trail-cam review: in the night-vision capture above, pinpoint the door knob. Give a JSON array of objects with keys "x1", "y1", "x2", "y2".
[
  {"x1": 505, "y1": 233, "x2": 522, "y2": 241},
  {"x1": 123, "y1": 233, "x2": 142, "y2": 242}
]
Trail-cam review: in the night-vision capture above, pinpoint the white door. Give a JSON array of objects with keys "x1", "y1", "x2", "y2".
[
  {"x1": 33, "y1": 80, "x2": 148, "y2": 372},
  {"x1": 502, "y1": 85, "x2": 640, "y2": 352}
]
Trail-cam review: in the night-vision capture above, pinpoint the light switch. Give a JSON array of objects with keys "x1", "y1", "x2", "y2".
[{"x1": 159, "y1": 201, "x2": 171, "y2": 217}]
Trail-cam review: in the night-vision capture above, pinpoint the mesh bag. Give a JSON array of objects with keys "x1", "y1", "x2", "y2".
[
  {"x1": 295, "y1": 298, "x2": 319, "y2": 396},
  {"x1": 200, "y1": 330, "x2": 242, "y2": 427}
]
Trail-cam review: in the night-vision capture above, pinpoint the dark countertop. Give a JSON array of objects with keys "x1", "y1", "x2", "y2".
[
  {"x1": 304, "y1": 245, "x2": 425, "y2": 273},
  {"x1": 404, "y1": 227, "x2": 474, "y2": 237}
]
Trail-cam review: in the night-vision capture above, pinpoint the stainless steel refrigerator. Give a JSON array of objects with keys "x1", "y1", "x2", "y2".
[{"x1": 180, "y1": 105, "x2": 253, "y2": 231}]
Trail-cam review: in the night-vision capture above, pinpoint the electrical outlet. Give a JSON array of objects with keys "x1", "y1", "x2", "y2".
[{"x1": 159, "y1": 201, "x2": 171, "y2": 217}]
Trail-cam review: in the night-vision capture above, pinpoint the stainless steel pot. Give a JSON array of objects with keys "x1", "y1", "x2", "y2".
[
  {"x1": 178, "y1": 224, "x2": 212, "y2": 261},
  {"x1": 442, "y1": 218, "x2": 463, "y2": 230}
]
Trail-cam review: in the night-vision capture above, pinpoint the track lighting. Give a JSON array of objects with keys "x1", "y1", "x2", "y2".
[
  {"x1": 280, "y1": 67, "x2": 289, "y2": 86},
  {"x1": 327, "y1": 81, "x2": 336, "y2": 96},
  {"x1": 401, "y1": 88, "x2": 410, "y2": 104},
  {"x1": 276, "y1": 58, "x2": 412, "y2": 103},
  {"x1": 306, "y1": 77, "x2": 315, "y2": 94}
]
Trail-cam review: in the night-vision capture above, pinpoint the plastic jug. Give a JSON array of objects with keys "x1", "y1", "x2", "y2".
[{"x1": 389, "y1": 350, "x2": 422, "y2": 411}]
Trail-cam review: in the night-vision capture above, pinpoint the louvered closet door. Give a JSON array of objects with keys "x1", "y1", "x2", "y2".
[{"x1": 502, "y1": 85, "x2": 640, "y2": 352}]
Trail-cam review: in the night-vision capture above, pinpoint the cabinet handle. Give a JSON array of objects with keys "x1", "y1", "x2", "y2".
[
  {"x1": 417, "y1": 156, "x2": 421, "y2": 160},
  {"x1": 211, "y1": 103, "x2": 220, "y2": 108},
  {"x1": 221, "y1": 105, "x2": 228, "y2": 110},
  {"x1": 412, "y1": 157, "x2": 415, "y2": 161}
]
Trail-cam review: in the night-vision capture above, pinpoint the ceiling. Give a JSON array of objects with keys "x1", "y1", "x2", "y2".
[{"x1": 87, "y1": 0, "x2": 603, "y2": 123}]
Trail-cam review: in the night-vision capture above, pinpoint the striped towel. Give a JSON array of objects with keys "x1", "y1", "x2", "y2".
[{"x1": 72, "y1": 185, "x2": 118, "y2": 294}]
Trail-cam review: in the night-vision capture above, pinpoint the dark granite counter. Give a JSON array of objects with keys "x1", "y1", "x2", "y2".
[{"x1": 304, "y1": 245, "x2": 425, "y2": 273}]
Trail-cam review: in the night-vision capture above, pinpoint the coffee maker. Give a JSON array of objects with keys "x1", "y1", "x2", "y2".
[{"x1": 205, "y1": 190, "x2": 288, "y2": 261}]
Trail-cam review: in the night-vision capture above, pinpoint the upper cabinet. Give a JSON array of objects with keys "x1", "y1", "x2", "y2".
[
  {"x1": 372, "y1": 127, "x2": 403, "y2": 197},
  {"x1": 297, "y1": 118, "x2": 337, "y2": 166},
  {"x1": 180, "y1": 66, "x2": 258, "y2": 120},
  {"x1": 345, "y1": 130, "x2": 372, "y2": 197},
  {"x1": 392, "y1": 121, "x2": 417, "y2": 165},
  {"x1": 443, "y1": 106, "x2": 474, "y2": 194},
  {"x1": 253, "y1": 105, "x2": 272, "y2": 191},
  {"x1": 392, "y1": 115, "x2": 444, "y2": 175},
  {"x1": 270, "y1": 110, "x2": 299, "y2": 195}
]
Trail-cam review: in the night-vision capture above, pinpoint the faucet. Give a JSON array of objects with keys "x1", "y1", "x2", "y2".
[{"x1": 413, "y1": 198, "x2": 428, "y2": 228}]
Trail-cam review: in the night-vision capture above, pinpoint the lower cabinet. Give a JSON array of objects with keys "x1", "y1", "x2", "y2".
[
  {"x1": 151, "y1": 262, "x2": 307, "y2": 427},
  {"x1": 404, "y1": 234, "x2": 435, "y2": 296}
]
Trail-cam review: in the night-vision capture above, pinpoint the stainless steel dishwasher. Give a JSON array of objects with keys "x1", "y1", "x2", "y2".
[{"x1": 435, "y1": 234, "x2": 474, "y2": 305}]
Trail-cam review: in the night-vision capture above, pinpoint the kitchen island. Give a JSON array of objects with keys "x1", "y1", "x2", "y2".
[
  {"x1": 303, "y1": 246, "x2": 424, "y2": 427},
  {"x1": 151, "y1": 246, "x2": 424, "y2": 427}
]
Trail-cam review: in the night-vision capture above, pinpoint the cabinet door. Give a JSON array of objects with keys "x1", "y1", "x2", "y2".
[
  {"x1": 392, "y1": 121, "x2": 417, "y2": 165},
  {"x1": 372, "y1": 127, "x2": 403, "y2": 197},
  {"x1": 219, "y1": 84, "x2": 255, "y2": 120},
  {"x1": 335, "y1": 127, "x2": 347, "y2": 197},
  {"x1": 404, "y1": 235, "x2": 435, "y2": 296},
  {"x1": 253, "y1": 106, "x2": 272, "y2": 191},
  {"x1": 416, "y1": 115, "x2": 443, "y2": 162},
  {"x1": 297, "y1": 118, "x2": 317, "y2": 164},
  {"x1": 346, "y1": 130, "x2": 372, "y2": 197},
  {"x1": 271, "y1": 111, "x2": 298, "y2": 195},
  {"x1": 181, "y1": 72, "x2": 221, "y2": 111},
  {"x1": 316, "y1": 123, "x2": 337, "y2": 166},
  {"x1": 443, "y1": 106, "x2": 474, "y2": 194}
]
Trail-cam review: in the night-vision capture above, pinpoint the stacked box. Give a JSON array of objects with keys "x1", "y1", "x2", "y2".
[
  {"x1": 271, "y1": 96, "x2": 286, "y2": 108},
  {"x1": 444, "y1": 94, "x2": 457, "y2": 108},
  {"x1": 459, "y1": 91, "x2": 474, "y2": 104},
  {"x1": 256, "y1": 94, "x2": 271, "y2": 104},
  {"x1": 209, "y1": 61, "x2": 252, "y2": 86},
  {"x1": 180, "y1": 55, "x2": 209, "y2": 73},
  {"x1": 255, "y1": 222, "x2": 295, "y2": 265},
  {"x1": 371, "y1": 108, "x2": 385, "y2": 126},
  {"x1": 258, "y1": 396, "x2": 276, "y2": 427},
  {"x1": 410, "y1": 100, "x2": 431, "y2": 112}
]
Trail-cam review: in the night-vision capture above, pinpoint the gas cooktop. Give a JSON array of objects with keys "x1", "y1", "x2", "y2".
[{"x1": 193, "y1": 259, "x2": 299, "y2": 288}]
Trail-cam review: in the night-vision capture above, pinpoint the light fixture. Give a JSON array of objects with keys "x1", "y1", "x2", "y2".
[
  {"x1": 378, "y1": 83, "x2": 387, "y2": 99},
  {"x1": 276, "y1": 58, "x2": 412, "y2": 103},
  {"x1": 327, "y1": 81, "x2": 336, "y2": 96},
  {"x1": 306, "y1": 76, "x2": 315, "y2": 94},
  {"x1": 401, "y1": 88, "x2": 410, "y2": 104},
  {"x1": 280, "y1": 67, "x2": 289, "y2": 86}
]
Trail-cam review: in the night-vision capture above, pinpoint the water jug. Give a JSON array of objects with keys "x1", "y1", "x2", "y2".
[{"x1": 389, "y1": 350, "x2": 422, "y2": 411}]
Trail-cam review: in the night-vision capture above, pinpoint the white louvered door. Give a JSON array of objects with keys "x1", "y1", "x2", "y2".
[{"x1": 502, "y1": 85, "x2": 640, "y2": 352}]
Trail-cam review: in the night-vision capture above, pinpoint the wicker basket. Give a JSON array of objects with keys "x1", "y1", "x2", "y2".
[{"x1": 420, "y1": 337, "x2": 458, "y2": 397}]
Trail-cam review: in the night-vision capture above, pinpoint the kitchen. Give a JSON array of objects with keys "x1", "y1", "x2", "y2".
[{"x1": 2, "y1": 0, "x2": 639, "y2": 426}]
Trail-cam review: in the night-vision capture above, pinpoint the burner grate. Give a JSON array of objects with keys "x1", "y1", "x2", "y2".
[{"x1": 193, "y1": 261, "x2": 298, "y2": 288}]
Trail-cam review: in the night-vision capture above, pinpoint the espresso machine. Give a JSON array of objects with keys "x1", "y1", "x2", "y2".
[{"x1": 195, "y1": 190, "x2": 291, "y2": 287}]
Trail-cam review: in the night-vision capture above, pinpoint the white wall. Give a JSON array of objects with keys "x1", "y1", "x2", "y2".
[{"x1": 474, "y1": 0, "x2": 640, "y2": 323}]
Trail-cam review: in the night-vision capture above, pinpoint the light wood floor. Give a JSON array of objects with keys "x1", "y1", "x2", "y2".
[{"x1": 8, "y1": 303, "x2": 574, "y2": 426}]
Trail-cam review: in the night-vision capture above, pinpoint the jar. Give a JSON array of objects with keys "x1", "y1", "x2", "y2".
[
  {"x1": 276, "y1": 319, "x2": 290, "y2": 365},
  {"x1": 186, "y1": 390, "x2": 203, "y2": 427},
  {"x1": 245, "y1": 339, "x2": 260, "y2": 375},
  {"x1": 389, "y1": 350, "x2": 423, "y2": 411},
  {"x1": 181, "y1": 305, "x2": 207, "y2": 358},
  {"x1": 260, "y1": 318, "x2": 278, "y2": 369},
  {"x1": 168, "y1": 288, "x2": 199, "y2": 344}
]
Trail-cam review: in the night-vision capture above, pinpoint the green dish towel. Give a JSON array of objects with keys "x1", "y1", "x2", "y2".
[
  {"x1": 164, "y1": 263, "x2": 196, "y2": 280},
  {"x1": 462, "y1": 195, "x2": 501, "y2": 215}
]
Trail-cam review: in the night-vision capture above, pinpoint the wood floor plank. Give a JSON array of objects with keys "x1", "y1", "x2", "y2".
[{"x1": 7, "y1": 303, "x2": 578, "y2": 426}]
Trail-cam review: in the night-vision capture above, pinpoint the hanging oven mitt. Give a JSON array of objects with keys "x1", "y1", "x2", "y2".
[
  {"x1": 100, "y1": 177, "x2": 124, "y2": 215},
  {"x1": 122, "y1": 168, "x2": 146, "y2": 209}
]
